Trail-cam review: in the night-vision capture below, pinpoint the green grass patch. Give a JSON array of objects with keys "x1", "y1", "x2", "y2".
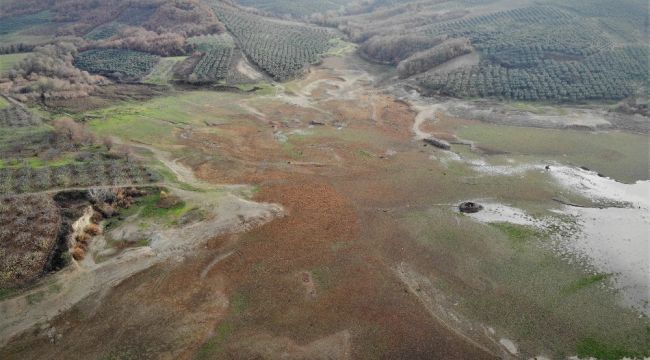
[
  {"x1": 0, "y1": 32, "x2": 52, "y2": 48},
  {"x1": 0, "y1": 287, "x2": 18, "y2": 301},
  {"x1": 136, "y1": 239, "x2": 151, "y2": 247},
  {"x1": 457, "y1": 123, "x2": 650, "y2": 182},
  {"x1": 131, "y1": 192, "x2": 190, "y2": 223},
  {"x1": 402, "y1": 208, "x2": 650, "y2": 357},
  {"x1": 576, "y1": 337, "x2": 649, "y2": 360},
  {"x1": 103, "y1": 188, "x2": 191, "y2": 232},
  {"x1": 0, "y1": 154, "x2": 79, "y2": 169},
  {"x1": 491, "y1": 222, "x2": 542, "y2": 244},
  {"x1": 230, "y1": 292, "x2": 248, "y2": 314},
  {"x1": 0, "y1": 96, "x2": 9, "y2": 110},
  {"x1": 48, "y1": 283, "x2": 62, "y2": 294},
  {"x1": 356, "y1": 149, "x2": 374, "y2": 158},
  {"x1": 196, "y1": 322, "x2": 233, "y2": 360},
  {"x1": 324, "y1": 38, "x2": 357, "y2": 57},
  {"x1": 148, "y1": 160, "x2": 203, "y2": 192},
  {"x1": 508, "y1": 102, "x2": 548, "y2": 115},
  {"x1": 282, "y1": 141, "x2": 303, "y2": 159},
  {"x1": 88, "y1": 91, "x2": 248, "y2": 145},
  {"x1": 0, "y1": 53, "x2": 29, "y2": 75},
  {"x1": 27, "y1": 156, "x2": 75, "y2": 169},
  {"x1": 103, "y1": 196, "x2": 145, "y2": 232},
  {"x1": 26, "y1": 290, "x2": 45, "y2": 305},
  {"x1": 88, "y1": 108, "x2": 177, "y2": 146},
  {"x1": 0, "y1": 11, "x2": 51, "y2": 35},
  {"x1": 311, "y1": 267, "x2": 333, "y2": 289},
  {"x1": 562, "y1": 273, "x2": 611, "y2": 295}
]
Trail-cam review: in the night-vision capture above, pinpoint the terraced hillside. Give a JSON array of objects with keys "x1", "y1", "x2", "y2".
[
  {"x1": 235, "y1": 0, "x2": 348, "y2": 18},
  {"x1": 324, "y1": 0, "x2": 650, "y2": 102},
  {"x1": 186, "y1": 34, "x2": 235, "y2": 83},
  {"x1": 210, "y1": 2, "x2": 336, "y2": 81}
]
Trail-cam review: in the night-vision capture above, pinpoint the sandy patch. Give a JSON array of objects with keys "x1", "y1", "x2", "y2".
[{"x1": 236, "y1": 57, "x2": 264, "y2": 81}]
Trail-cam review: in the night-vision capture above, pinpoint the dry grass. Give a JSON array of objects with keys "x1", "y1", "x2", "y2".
[
  {"x1": 71, "y1": 246, "x2": 85, "y2": 261},
  {"x1": 84, "y1": 224, "x2": 101, "y2": 236},
  {"x1": 75, "y1": 233, "x2": 90, "y2": 245}
]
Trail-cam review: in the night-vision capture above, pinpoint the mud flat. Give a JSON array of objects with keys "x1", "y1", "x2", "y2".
[
  {"x1": 458, "y1": 164, "x2": 650, "y2": 315},
  {"x1": 549, "y1": 167, "x2": 650, "y2": 314}
]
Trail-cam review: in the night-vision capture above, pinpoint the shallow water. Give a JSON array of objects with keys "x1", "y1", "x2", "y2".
[
  {"x1": 465, "y1": 202, "x2": 537, "y2": 226},
  {"x1": 559, "y1": 206, "x2": 649, "y2": 312},
  {"x1": 549, "y1": 167, "x2": 650, "y2": 313},
  {"x1": 461, "y1": 163, "x2": 650, "y2": 313}
]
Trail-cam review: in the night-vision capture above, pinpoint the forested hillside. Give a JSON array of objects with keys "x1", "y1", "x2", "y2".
[
  {"x1": 316, "y1": 0, "x2": 649, "y2": 102},
  {"x1": 0, "y1": 0, "x2": 647, "y2": 103},
  {"x1": 208, "y1": 1, "x2": 337, "y2": 81},
  {"x1": 0, "y1": 0, "x2": 339, "y2": 100},
  {"x1": 234, "y1": 0, "x2": 348, "y2": 18}
]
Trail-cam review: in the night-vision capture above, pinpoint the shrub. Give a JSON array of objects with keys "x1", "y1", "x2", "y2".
[
  {"x1": 75, "y1": 232, "x2": 90, "y2": 244},
  {"x1": 84, "y1": 223, "x2": 101, "y2": 236},
  {"x1": 71, "y1": 246, "x2": 85, "y2": 261}
]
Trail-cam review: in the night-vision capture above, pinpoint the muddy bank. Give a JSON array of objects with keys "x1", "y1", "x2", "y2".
[
  {"x1": 394, "y1": 86, "x2": 650, "y2": 134},
  {"x1": 550, "y1": 167, "x2": 650, "y2": 314}
]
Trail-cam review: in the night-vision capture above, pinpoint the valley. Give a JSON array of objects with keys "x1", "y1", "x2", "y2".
[
  {"x1": 0, "y1": 0, "x2": 648, "y2": 359},
  {"x1": 1, "y1": 50, "x2": 648, "y2": 359}
]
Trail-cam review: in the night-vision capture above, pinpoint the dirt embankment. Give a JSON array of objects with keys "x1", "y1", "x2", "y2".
[
  {"x1": 400, "y1": 93, "x2": 650, "y2": 134},
  {"x1": 0, "y1": 181, "x2": 282, "y2": 349}
]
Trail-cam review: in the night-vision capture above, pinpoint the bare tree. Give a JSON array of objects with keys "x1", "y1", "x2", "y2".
[{"x1": 87, "y1": 187, "x2": 115, "y2": 204}]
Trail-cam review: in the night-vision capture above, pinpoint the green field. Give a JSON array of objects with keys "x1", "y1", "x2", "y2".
[
  {"x1": 457, "y1": 123, "x2": 650, "y2": 182},
  {"x1": 0, "y1": 11, "x2": 51, "y2": 35},
  {"x1": 235, "y1": 0, "x2": 348, "y2": 17},
  {"x1": 403, "y1": 208, "x2": 650, "y2": 359},
  {"x1": 88, "y1": 91, "x2": 246, "y2": 145},
  {"x1": 0, "y1": 53, "x2": 29, "y2": 75}
]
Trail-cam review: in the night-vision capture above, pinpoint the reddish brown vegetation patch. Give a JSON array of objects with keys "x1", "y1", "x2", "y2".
[
  {"x1": 193, "y1": 180, "x2": 495, "y2": 358},
  {"x1": 372, "y1": 96, "x2": 418, "y2": 140},
  {"x1": 0, "y1": 257, "x2": 229, "y2": 359}
]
